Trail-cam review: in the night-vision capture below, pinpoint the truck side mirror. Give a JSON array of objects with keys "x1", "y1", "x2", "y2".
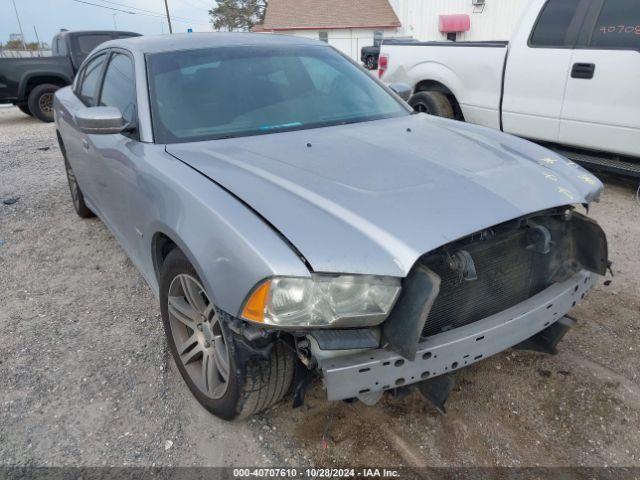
[
  {"x1": 389, "y1": 83, "x2": 412, "y2": 102},
  {"x1": 75, "y1": 106, "x2": 126, "y2": 135}
]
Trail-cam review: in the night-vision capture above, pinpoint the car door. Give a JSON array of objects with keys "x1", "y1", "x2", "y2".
[
  {"x1": 59, "y1": 52, "x2": 108, "y2": 210},
  {"x1": 559, "y1": 0, "x2": 640, "y2": 157},
  {"x1": 502, "y1": 0, "x2": 591, "y2": 143},
  {"x1": 90, "y1": 49, "x2": 145, "y2": 261}
]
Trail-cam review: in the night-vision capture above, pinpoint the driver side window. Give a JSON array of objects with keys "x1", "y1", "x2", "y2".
[
  {"x1": 99, "y1": 52, "x2": 136, "y2": 125},
  {"x1": 77, "y1": 54, "x2": 106, "y2": 106}
]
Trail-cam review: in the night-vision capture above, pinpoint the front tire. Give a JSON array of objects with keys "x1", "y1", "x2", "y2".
[
  {"x1": 27, "y1": 83, "x2": 59, "y2": 123},
  {"x1": 159, "y1": 249, "x2": 294, "y2": 420},
  {"x1": 409, "y1": 91, "x2": 454, "y2": 119}
]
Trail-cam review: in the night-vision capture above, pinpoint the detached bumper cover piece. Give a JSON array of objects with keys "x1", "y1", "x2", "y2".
[{"x1": 321, "y1": 270, "x2": 595, "y2": 401}]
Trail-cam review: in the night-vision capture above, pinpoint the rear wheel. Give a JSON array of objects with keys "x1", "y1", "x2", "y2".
[
  {"x1": 160, "y1": 249, "x2": 294, "y2": 420},
  {"x1": 27, "y1": 83, "x2": 59, "y2": 123},
  {"x1": 59, "y1": 135, "x2": 94, "y2": 218},
  {"x1": 17, "y1": 104, "x2": 33, "y2": 116},
  {"x1": 409, "y1": 91, "x2": 454, "y2": 119}
]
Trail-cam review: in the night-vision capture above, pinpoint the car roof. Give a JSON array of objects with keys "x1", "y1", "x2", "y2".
[{"x1": 100, "y1": 32, "x2": 325, "y2": 54}]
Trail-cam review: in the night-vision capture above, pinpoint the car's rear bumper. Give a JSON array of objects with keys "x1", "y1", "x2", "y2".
[{"x1": 321, "y1": 269, "x2": 596, "y2": 401}]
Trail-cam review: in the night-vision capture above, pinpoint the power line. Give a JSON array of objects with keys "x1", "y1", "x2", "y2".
[
  {"x1": 68, "y1": 0, "x2": 211, "y2": 26},
  {"x1": 95, "y1": 0, "x2": 207, "y2": 23},
  {"x1": 69, "y1": 0, "x2": 137, "y2": 14}
]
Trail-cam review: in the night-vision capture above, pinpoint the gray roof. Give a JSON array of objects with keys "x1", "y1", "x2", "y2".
[{"x1": 103, "y1": 32, "x2": 323, "y2": 54}]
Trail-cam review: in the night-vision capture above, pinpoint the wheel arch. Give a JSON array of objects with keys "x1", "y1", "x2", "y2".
[
  {"x1": 18, "y1": 72, "x2": 72, "y2": 101},
  {"x1": 413, "y1": 79, "x2": 465, "y2": 121},
  {"x1": 149, "y1": 227, "x2": 210, "y2": 303},
  {"x1": 407, "y1": 61, "x2": 466, "y2": 120}
]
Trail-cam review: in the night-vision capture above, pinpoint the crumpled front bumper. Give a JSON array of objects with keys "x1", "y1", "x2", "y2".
[{"x1": 320, "y1": 269, "x2": 596, "y2": 402}]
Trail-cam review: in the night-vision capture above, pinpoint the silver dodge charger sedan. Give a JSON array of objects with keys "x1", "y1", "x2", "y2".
[{"x1": 54, "y1": 33, "x2": 608, "y2": 420}]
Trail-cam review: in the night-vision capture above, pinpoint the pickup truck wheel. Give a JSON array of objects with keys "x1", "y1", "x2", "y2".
[
  {"x1": 160, "y1": 249, "x2": 294, "y2": 420},
  {"x1": 27, "y1": 84, "x2": 59, "y2": 123},
  {"x1": 17, "y1": 104, "x2": 33, "y2": 116},
  {"x1": 409, "y1": 91, "x2": 454, "y2": 119}
]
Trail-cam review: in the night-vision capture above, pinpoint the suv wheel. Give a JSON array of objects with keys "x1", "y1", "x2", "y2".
[
  {"x1": 27, "y1": 83, "x2": 60, "y2": 123},
  {"x1": 159, "y1": 249, "x2": 294, "y2": 420}
]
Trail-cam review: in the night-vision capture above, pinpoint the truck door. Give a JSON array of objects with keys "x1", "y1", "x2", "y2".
[
  {"x1": 502, "y1": 0, "x2": 590, "y2": 143},
  {"x1": 559, "y1": 0, "x2": 640, "y2": 157}
]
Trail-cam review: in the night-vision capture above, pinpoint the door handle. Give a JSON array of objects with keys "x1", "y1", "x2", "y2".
[
  {"x1": 82, "y1": 138, "x2": 90, "y2": 151},
  {"x1": 571, "y1": 63, "x2": 595, "y2": 79}
]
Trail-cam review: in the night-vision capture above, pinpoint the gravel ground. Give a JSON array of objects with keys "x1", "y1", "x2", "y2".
[{"x1": 1, "y1": 105, "x2": 639, "y2": 468}]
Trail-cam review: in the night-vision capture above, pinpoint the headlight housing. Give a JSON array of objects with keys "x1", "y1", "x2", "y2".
[{"x1": 241, "y1": 274, "x2": 401, "y2": 328}]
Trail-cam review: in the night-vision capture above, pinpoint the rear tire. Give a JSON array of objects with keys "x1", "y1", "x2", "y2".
[
  {"x1": 17, "y1": 104, "x2": 33, "y2": 116},
  {"x1": 27, "y1": 83, "x2": 59, "y2": 123},
  {"x1": 409, "y1": 91, "x2": 454, "y2": 119},
  {"x1": 160, "y1": 249, "x2": 294, "y2": 420},
  {"x1": 58, "y1": 135, "x2": 94, "y2": 218}
]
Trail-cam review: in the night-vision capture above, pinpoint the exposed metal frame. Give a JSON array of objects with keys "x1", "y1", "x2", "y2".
[{"x1": 321, "y1": 270, "x2": 596, "y2": 402}]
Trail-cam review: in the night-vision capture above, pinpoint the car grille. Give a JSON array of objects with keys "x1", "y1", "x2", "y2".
[{"x1": 421, "y1": 229, "x2": 551, "y2": 338}]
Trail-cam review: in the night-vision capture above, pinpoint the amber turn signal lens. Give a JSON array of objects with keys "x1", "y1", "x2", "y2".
[{"x1": 241, "y1": 280, "x2": 271, "y2": 323}]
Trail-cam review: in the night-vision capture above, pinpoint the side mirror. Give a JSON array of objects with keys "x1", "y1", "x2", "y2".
[
  {"x1": 75, "y1": 106, "x2": 125, "y2": 135},
  {"x1": 389, "y1": 83, "x2": 412, "y2": 102}
]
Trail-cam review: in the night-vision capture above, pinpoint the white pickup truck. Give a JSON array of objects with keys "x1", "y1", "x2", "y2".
[{"x1": 379, "y1": 0, "x2": 640, "y2": 176}]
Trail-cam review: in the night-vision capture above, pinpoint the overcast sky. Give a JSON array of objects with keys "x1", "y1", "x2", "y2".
[{"x1": 1, "y1": 0, "x2": 215, "y2": 46}]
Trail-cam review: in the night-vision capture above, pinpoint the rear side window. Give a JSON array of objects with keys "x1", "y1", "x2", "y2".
[
  {"x1": 78, "y1": 54, "x2": 106, "y2": 106},
  {"x1": 77, "y1": 34, "x2": 113, "y2": 55},
  {"x1": 530, "y1": 0, "x2": 582, "y2": 46},
  {"x1": 99, "y1": 53, "x2": 136, "y2": 123},
  {"x1": 590, "y1": 0, "x2": 640, "y2": 49}
]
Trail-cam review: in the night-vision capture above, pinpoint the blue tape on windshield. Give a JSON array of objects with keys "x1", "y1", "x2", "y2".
[{"x1": 258, "y1": 122, "x2": 303, "y2": 131}]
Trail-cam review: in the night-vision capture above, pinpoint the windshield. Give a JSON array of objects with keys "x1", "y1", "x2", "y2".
[{"x1": 146, "y1": 45, "x2": 409, "y2": 143}]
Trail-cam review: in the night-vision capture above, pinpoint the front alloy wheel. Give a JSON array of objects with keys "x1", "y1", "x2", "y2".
[
  {"x1": 159, "y1": 249, "x2": 295, "y2": 420},
  {"x1": 167, "y1": 274, "x2": 230, "y2": 399}
]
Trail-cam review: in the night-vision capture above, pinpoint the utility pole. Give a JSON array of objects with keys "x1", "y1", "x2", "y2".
[
  {"x1": 33, "y1": 26, "x2": 42, "y2": 56},
  {"x1": 163, "y1": 0, "x2": 173, "y2": 34},
  {"x1": 10, "y1": 0, "x2": 28, "y2": 50},
  {"x1": 113, "y1": 13, "x2": 118, "y2": 30}
]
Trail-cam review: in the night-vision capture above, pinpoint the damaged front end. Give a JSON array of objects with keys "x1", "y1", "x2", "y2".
[{"x1": 309, "y1": 206, "x2": 609, "y2": 407}]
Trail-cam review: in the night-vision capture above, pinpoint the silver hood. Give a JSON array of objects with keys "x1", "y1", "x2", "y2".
[{"x1": 167, "y1": 114, "x2": 603, "y2": 277}]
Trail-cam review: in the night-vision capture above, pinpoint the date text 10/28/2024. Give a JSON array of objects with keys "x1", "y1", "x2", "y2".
[{"x1": 233, "y1": 468, "x2": 401, "y2": 478}]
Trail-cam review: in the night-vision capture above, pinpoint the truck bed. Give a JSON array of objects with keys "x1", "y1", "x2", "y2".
[
  {"x1": 0, "y1": 56, "x2": 73, "y2": 103},
  {"x1": 381, "y1": 41, "x2": 508, "y2": 130}
]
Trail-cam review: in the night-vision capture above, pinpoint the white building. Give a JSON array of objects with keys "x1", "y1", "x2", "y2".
[
  {"x1": 390, "y1": 0, "x2": 530, "y2": 42},
  {"x1": 254, "y1": 0, "x2": 402, "y2": 61},
  {"x1": 255, "y1": 0, "x2": 530, "y2": 61}
]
